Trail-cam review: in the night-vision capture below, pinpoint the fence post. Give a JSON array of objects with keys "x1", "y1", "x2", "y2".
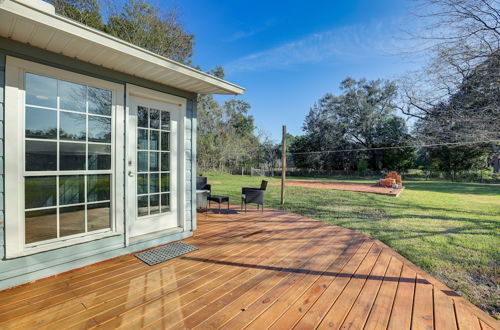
[{"x1": 281, "y1": 125, "x2": 287, "y2": 205}]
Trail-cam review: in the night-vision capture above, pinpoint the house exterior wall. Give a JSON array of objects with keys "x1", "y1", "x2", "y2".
[{"x1": 0, "y1": 38, "x2": 198, "y2": 290}]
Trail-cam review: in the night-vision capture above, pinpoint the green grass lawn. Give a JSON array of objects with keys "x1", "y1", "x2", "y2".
[{"x1": 204, "y1": 172, "x2": 500, "y2": 318}]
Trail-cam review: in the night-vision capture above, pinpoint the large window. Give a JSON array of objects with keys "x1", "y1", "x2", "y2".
[
  {"x1": 5, "y1": 57, "x2": 125, "y2": 257},
  {"x1": 24, "y1": 73, "x2": 113, "y2": 244}
]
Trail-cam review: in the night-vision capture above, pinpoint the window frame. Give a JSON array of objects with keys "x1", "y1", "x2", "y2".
[{"x1": 5, "y1": 56, "x2": 125, "y2": 258}]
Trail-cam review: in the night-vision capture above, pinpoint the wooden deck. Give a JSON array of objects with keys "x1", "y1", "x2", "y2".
[{"x1": 0, "y1": 207, "x2": 498, "y2": 329}]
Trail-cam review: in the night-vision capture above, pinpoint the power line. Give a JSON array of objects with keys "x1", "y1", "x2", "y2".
[{"x1": 287, "y1": 140, "x2": 500, "y2": 155}]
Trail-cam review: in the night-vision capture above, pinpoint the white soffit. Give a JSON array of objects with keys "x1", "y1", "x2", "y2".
[{"x1": 0, "y1": 0, "x2": 245, "y2": 95}]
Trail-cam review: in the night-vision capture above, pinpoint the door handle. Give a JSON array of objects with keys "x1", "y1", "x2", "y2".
[{"x1": 128, "y1": 171, "x2": 136, "y2": 177}]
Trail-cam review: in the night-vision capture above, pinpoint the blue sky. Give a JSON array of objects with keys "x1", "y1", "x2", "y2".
[{"x1": 164, "y1": 0, "x2": 428, "y2": 141}]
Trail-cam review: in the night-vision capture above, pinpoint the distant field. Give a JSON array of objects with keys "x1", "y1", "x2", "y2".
[{"x1": 204, "y1": 173, "x2": 500, "y2": 318}]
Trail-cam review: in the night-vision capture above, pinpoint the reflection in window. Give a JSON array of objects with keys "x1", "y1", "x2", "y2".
[
  {"x1": 138, "y1": 129, "x2": 148, "y2": 150},
  {"x1": 138, "y1": 152, "x2": 148, "y2": 172},
  {"x1": 150, "y1": 130, "x2": 159, "y2": 150},
  {"x1": 59, "y1": 175, "x2": 85, "y2": 205},
  {"x1": 138, "y1": 174, "x2": 148, "y2": 194},
  {"x1": 88, "y1": 144, "x2": 111, "y2": 170},
  {"x1": 88, "y1": 174, "x2": 110, "y2": 202},
  {"x1": 161, "y1": 152, "x2": 170, "y2": 171},
  {"x1": 26, "y1": 73, "x2": 57, "y2": 108},
  {"x1": 25, "y1": 176, "x2": 57, "y2": 209},
  {"x1": 88, "y1": 202, "x2": 111, "y2": 231},
  {"x1": 161, "y1": 193, "x2": 170, "y2": 213},
  {"x1": 150, "y1": 109, "x2": 159, "y2": 129},
  {"x1": 60, "y1": 142, "x2": 86, "y2": 170},
  {"x1": 59, "y1": 80, "x2": 86, "y2": 112},
  {"x1": 88, "y1": 116, "x2": 111, "y2": 143},
  {"x1": 25, "y1": 209, "x2": 57, "y2": 244},
  {"x1": 60, "y1": 112, "x2": 86, "y2": 141},
  {"x1": 25, "y1": 107, "x2": 57, "y2": 139},
  {"x1": 150, "y1": 194, "x2": 160, "y2": 215},
  {"x1": 150, "y1": 173, "x2": 159, "y2": 193},
  {"x1": 138, "y1": 196, "x2": 148, "y2": 217},
  {"x1": 88, "y1": 87, "x2": 111, "y2": 116},
  {"x1": 60, "y1": 205, "x2": 86, "y2": 237},
  {"x1": 26, "y1": 140, "x2": 57, "y2": 171},
  {"x1": 138, "y1": 106, "x2": 148, "y2": 128}
]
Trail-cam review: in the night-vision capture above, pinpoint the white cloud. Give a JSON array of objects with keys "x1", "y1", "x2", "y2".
[{"x1": 224, "y1": 20, "x2": 422, "y2": 74}]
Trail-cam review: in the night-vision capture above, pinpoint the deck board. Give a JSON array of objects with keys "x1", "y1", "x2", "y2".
[{"x1": 0, "y1": 206, "x2": 497, "y2": 330}]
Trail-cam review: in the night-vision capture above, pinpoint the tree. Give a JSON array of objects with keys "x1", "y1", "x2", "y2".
[
  {"x1": 50, "y1": 0, "x2": 104, "y2": 30},
  {"x1": 298, "y1": 78, "x2": 413, "y2": 171},
  {"x1": 105, "y1": 0, "x2": 194, "y2": 63}
]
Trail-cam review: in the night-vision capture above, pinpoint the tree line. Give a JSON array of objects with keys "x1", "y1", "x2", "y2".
[{"x1": 52, "y1": 0, "x2": 499, "y2": 178}]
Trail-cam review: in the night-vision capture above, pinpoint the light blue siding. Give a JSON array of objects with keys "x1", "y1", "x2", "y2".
[{"x1": 0, "y1": 41, "x2": 198, "y2": 290}]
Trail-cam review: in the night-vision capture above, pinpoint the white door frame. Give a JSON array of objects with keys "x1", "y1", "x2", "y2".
[{"x1": 125, "y1": 84, "x2": 186, "y2": 243}]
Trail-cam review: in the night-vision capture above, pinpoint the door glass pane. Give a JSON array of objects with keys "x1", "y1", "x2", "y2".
[
  {"x1": 60, "y1": 112, "x2": 86, "y2": 141},
  {"x1": 88, "y1": 87, "x2": 111, "y2": 116},
  {"x1": 137, "y1": 152, "x2": 148, "y2": 172},
  {"x1": 138, "y1": 129, "x2": 148, "y2": 150},
  {"x1": 150, "y1": 130, "x2": 159, "y2": 150},
  {"x1": 88, "y1": 116, "x2": 111, "y2": 143},
  {"x1": 161, "y1": 152, "x2": 170, "y2": 171},
  {"x1": 26, "y1": 140, "x2": 57, "y2": 171},
  {"x1": 60, "y1": 142, "x2": 86, "y2": 170},
  {"x1": 60, "y1": 205, "x2": 85, "y2": 237},
  {"x1": 161, "y1": 193, "x2": 170, "y2": 212},
  {"x1": 25, "y1": 176, "x2": 56, "y2": 209},
  {"x1": 26, "y1": 73, "x2": 57, "y2": 108},
  {"x1": 161, "y1": 132, "x2": 169, "y2": 151},
  {"x1": 88, "y1": 144, "x2": 111, "y2": 170},
  {"x1": 59, "y1": 175, "x2": 85, "y2": 205},
  {"x1": 25, "y1": 209, "x2": 57, "y2": 243},
  {"x1": 59, "y1": 80, "x2": 86, "y2": 112},
  {"x1": 150, "y1": 173, "x2": 159, "y2": 193},
  {"x1": 150, "y1": 152, "x2": 159, "y2": 171},
  {"x1": 161, "y1": 111, "x2": 170, "y2": 130},
  {"x1": 161, "y1": 173, "x2": 169, "y2": 192},
  {"x1": 87, "y1": 174, "x2": 110, "y2": 202},
  {"x1": 88, "y1": 202, "x2": 111, "y2": 231},
  {"x1": 150, "y1": 109, "x2": 159, "y2": 129},
  {"x1": 25, "y1": 107, "x2": 57, "y2": 139},
  {"x1": 138, "y1": 106, "x2": 148, "y2": 128},
  {"x1": 150, "y1": 194, "x2": 160, "y2": 215},
  {"x1": 137, "y1": 174, "x2": 148, "y2": 194},
  {"x1": 138, "y1": 196, "x2": 148, "y2": 216}
]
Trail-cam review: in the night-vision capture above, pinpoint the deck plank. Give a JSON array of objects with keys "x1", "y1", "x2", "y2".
[{"x1": 0, "y1": 206, "x2": 496, "y2": 330}]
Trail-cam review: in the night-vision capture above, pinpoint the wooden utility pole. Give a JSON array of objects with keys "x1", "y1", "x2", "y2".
[{"x1": 281, "y1": 125, "x2": 287, "y2": 205}]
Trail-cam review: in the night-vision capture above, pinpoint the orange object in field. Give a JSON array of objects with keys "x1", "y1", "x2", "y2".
[{"x1": 379, "y1": 172, "x2": 402, "y2": 187}]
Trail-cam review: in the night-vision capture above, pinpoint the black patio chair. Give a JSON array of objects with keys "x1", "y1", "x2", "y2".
[
  {"x1": 196, "y1": 177, "x2": 211, "y2": 218},
  {"x1": 196, "y1": 176, "x2": 211, "y2": 193},
  {"x1": 241, "y1": 180, "x2": 268, "y2": 214}
]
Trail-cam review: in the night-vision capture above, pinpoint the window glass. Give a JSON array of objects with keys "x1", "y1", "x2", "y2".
[
  {"x1": 88, "y1": 202, "x2": 111, "y2": 231},
  {"x1": 60, "y1": 205, "x2": 86, "y2": 237},
  {"x1": 150, "y1": 173, "x2": 159, "y2": 193},
  {"x1": 138, "y1": 129, "x2": 148, "y2": 150},
  {"x1": 88, "y1": 144, "x2": 111, "y2": 170},
  {"x1": 138, "y1": 106, "x2": 148, "y2": 128},
  {"x1": 88, "y1": 116, "x2": 111, "y2": 143},
  {"x1": 59, "y1": 175, "x2": 85, "y2": 205},
  {"x1": 150, "y1": 194, "x2": 160, "y2": 215},
  {"x1": 150, "y1": 152, "x2": 159, "y2": 172},
  {"x1": 161, "y1": 152, "x2": 170, "y2": 171},
  {"x1": 88, "y1": 87, "x2": 111, "y2": 116},
  {"x1": 150, "y1": 109, "x2": 160, "y2": 129},
  {"x1": 138, "y1": 174, "x2": 148, "y2": 194},
  {"x1": 87, "y1": 174, "x2": 110, "y2": 202},
  {"x1": 26, "y1": 140, "x2": 57, "y2": 171},
  {"x1": 150, "y1": 130, "x2": 159, "y2": 150},
  {"x1": 138, "y1": 196, "x2": 148, "y2": 216},
  {"x1": 26, "y1": 73, "x2": 57, "y2": 108},
  {"x1": 25, "y1": 107, "x2": 57, "y2": 139},
  {"x1": 161, "y1": 173, "x2": 169, "y2": 192},
  {"x1": 161, "y1": 111, "x2": 170, "y2": 130},
  {"x1": 23, "y1": 72, "x2": 114, "y2": 244},
  {"x1": 59, "y1": 80, "x2": 86, "y2": 112},
  {"x1": 161, "y1": 193, "x2": 170, "y2": 213},
  {"x1": 60, "y1": 112, "x2": 86, "y2": 141},
  {"x1": 25, "y1": 209, "x2": 57, "y2": 244},
  {"x1": 161, "y1": 132, "x2": 169, "y2": 151},
  {"x1": 60, "y1": 142, "x2": 86, "y2": 170},
  {"x1": 25, "y1": 176, "x2": 57, "y2": 209},
  {"x1": 137, "y1": 152, "x2": 148, "y2": 172}
]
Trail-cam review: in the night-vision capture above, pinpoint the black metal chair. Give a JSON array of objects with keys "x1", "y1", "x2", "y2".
[
  {"x1": 241, "y1": 180, "x2": 267, "y2": 213},
  {"x1": 196, "y1": 177, "x2": 211, "y2": 218}
]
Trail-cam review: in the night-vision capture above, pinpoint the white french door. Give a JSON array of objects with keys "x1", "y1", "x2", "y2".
[{"x1": 127, "y1": 94, "x2": 180, "y2": 237}]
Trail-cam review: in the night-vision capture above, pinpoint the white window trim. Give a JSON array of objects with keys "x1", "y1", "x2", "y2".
[
  {"x1": 124, "y1": 84, "x2": 186, "y2": 245},
  {"x1": 4, "y1": 56, "x2": 125, "y2": 258}
]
